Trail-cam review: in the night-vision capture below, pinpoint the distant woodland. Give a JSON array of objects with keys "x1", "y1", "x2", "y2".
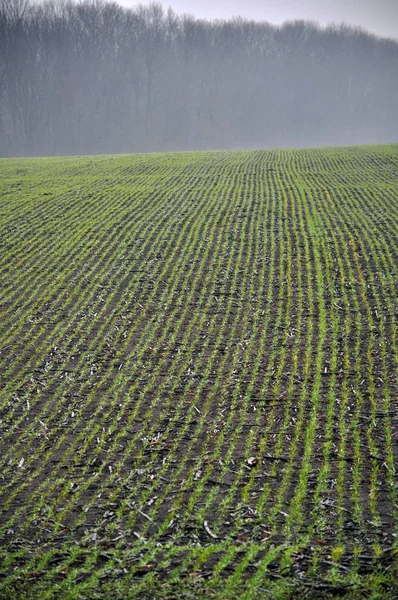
[{"x1": 1, "y1": 0, "x2": 398, "y2": 157}]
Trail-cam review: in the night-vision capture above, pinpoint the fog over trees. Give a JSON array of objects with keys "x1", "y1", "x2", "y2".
[{"x1": 1, "y1": 0, "x2": 397, "y2": 157}]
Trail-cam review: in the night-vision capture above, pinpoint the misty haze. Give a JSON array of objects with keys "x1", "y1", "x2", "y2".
[{"x1": 1, "y1": 0, "x2": 397, "y2": 157}]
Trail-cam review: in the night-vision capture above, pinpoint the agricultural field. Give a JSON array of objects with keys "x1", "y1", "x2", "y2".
[{"x1": 1, "y1": 145, "x2": 398, "y2": 599}]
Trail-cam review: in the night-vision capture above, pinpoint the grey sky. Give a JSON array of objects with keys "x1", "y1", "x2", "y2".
[{"x1": 119, "y1": 0, "x2": 398, "y2": 41}]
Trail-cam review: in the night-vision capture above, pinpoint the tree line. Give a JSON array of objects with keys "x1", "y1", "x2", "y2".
[{"x1": 1, "y1": 0, "x2": 397, "y2": 157}]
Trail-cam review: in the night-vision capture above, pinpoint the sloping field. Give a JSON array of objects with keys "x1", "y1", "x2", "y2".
[{"x1": 1, "y1": 146, "x2": 398, "y2": 598}]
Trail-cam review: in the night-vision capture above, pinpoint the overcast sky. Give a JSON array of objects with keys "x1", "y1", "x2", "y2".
[{"x1": 118, "y1": 0, "x2": 398, "y2": 41}]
